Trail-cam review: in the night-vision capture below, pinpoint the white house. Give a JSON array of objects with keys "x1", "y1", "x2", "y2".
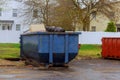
[{"x1": 0, "y1": 0, "x2": 29, "y2": 43}]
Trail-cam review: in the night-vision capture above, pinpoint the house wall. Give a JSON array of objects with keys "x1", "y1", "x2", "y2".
[
  {"x1": 75, "y1": 23, "x2": 83, "y2": 31},
  {"x1": 75, "y1": 2, "x2": 120, "y2": 32},
  {"x1": 90, "y1": 2, "x2": 120, "y2": 32},
  {"x1": 0, "y1": 0, "x2": 29, "y2": 32},
  {"x1": 79, "y1": 32, "x2": 120, "y2": 44},
  {"x1": 90, "y1": 14, "x2": 110, "y2": 32},
  {"x1": 75, "y1": 13, "x2": 111, "y2": 31},
  {"x1": 0, "y1": 0, "x2": 30, "y2": 43}
]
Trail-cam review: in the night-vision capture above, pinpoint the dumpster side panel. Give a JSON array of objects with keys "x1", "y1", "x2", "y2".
[
  {"x1": 38, "y1": 35, "x2": 49, "y2": 53},
  {"x1": 22, "y1": 35, "x2": 40, "y2": 62},
  {"x1": 102, "y1": 38, "x2": 107, "y2": 58},
  {"x1": 113, "y1": 39, "x2": 117, "y2": 57},
  {"x1": 53, "y1": 34, "x2": 65, "y2": 53},
  {"x1": 21, "y1": 32, "x2": 80, "y2": 65},
  {"x1": 68, "y1": 35, "x2": 78, "y2": 61},
  {"x1": 53, "y1": 34, "x2": 65, "y2": 63},
  {"x1": 118, "y1": 39, "x2": 120, "y2": 57},
  {"x1": 52, "y1": 34, "x2": 79, "y2": 64},
  {"x1": 38, "y1": 34, "x2": 50, "y2": 63},
  {"x1": 102, "y1": 38, "x2": 120, "y2": 59},
  {"x1": 109, "y1": 39, "x2": 112, "y2": 57},
  {"x1": 68, "y1": 35, "x2": 78, "y2": 53}
]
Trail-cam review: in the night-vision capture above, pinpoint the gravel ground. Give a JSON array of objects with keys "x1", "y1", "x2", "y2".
[{"x1": 0, "y1": 59, "x2": 120, "y2": 80}]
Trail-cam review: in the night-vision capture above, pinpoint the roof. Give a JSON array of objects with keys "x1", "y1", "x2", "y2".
[{"x1": 0, "y1": 20, "x2": 14, "y2": 24}]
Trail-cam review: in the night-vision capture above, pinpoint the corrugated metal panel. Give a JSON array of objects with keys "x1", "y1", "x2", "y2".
[
  {"x1": 102, "y1": 37, "x2": 120, "y2": 59},
  {"x1": 20, "y1": 32, "x2": 80, "y2": 66}
]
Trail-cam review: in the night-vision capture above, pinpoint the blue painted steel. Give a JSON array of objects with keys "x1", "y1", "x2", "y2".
[
  {"x1": 49, "y1": 35, "x2": 53, "y2": 64},
  {"x1": 53, "y1": 34, "x2": 65, "y2": 53},
  {"x1": 68, "y1": 35, "x2": 78, "y2": 53},
  {"x1": 20, "y1": 32, "x2": 80, "y2": 65},
  {"x1": 38, "y1": 35, "x2": 49, "y2": 53},
  {"x1": 65, "y1": 34, "x2": 69, "y2": 63}
]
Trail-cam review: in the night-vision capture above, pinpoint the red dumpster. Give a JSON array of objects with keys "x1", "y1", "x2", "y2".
[{"x1": 102, "y1": 37, "x2": 120, "y2": 59}]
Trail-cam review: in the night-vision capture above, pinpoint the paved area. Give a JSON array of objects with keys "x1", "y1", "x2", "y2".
[{"x1": 0, "y1": 59, "x2": 120, "y2": 80}]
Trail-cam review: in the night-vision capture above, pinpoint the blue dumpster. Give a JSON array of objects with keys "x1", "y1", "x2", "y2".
[{"x1": 20, "y1": 32, "x2": 80, "y2": 66}]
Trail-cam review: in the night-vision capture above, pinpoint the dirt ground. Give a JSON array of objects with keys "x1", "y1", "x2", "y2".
[{"x1": 0, "y1": 59, "x2": 120, "y2": 80}]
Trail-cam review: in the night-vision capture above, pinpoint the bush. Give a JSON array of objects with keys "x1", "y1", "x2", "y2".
[{"x1": 105, "y1": 21, "x2": 116, "y2": 32}]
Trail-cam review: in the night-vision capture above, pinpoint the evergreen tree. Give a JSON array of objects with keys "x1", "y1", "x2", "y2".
[{"x1": 105, "y1": 21, "x2": 116, "y2": 32}]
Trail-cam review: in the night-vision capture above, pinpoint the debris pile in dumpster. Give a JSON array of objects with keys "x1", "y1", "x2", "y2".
[
  {"x1": 24, "y1": 24, "x2": 65, "y2": 33},
  {"x1": 46, "y1": 26, "x2": 65, "y2": 32}
]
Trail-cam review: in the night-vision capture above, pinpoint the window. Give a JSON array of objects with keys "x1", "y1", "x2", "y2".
[
  {"x1": 116, "y1": 24, "x2": 120, "y2": 32},
  {"x1": 2, "y1": 26, "x2": 5, "y2": 30},
  {"x1": 91, "y1": 26, "x2": 96, "y2": 32},
  {"x1": 2, "y1": 24, "x2": 12, "y2": 30},
  {"x1": 117, "y1": 28, "x2": 120, "y2": 32},
  {"x1": 0, "y1": 9, "x2": 2, "y2": 16},
  {"x1": 13, "y1": 9, "x2": 18, "y2": 17},
  {"x1": 16, "y1": 24, "x2": 21, "y2": 31},
  {"x1": 33, "y1": 9, "x2": 38, "y2": 18}
]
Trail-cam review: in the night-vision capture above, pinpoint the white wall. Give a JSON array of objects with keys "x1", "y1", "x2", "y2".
[
  {"x1": 0, "y1": 31, "x2": 120, "y2": 44},
  {"x1": 79, "y1": 32, "x2": 120, "y2": 44},
  {"x1": 0, "y1": 31, "x2": 21, "y2": 43}
]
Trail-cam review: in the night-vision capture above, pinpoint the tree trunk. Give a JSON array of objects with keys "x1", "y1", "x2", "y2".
[{"x1": 82, "y1": 16, "x2": 90, "y2": 31}]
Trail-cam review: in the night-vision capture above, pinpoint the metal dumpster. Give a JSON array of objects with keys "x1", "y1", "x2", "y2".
[
  {"x1": 20, "y1": 32, "x2": 80, "y2": 66},
  {"x1": 102, "y1": 37, "x2": 120, "y2": 59}
]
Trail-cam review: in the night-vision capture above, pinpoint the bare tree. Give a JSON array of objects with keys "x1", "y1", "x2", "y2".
[
  {"x1": 21, "y1": 0, "x2": 77, "y2": 30},
  {"x1": 21, "y1": 0, "x2": 56, "y2": 26},
  {"x1": 72, "y1": 0, "x2": 120, "y2": 31},
  {"x1": 110, "y1": 2, "x2": 120, "y2": 23},
  {"x1": 21, "y1": 0, "x2": 120, "y2": 31},
  {"x1": 48, "y1": 0, "x2": 77, "y2": 30}
]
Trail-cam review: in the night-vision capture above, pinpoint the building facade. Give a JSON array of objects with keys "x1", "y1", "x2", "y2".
[
  {"x1": 0, "y1": 0, "x2": 30, "y2": 32},
  {"x1": 90, "y1": 13, "x2": 120, "y2": 32},
  {"x1": 76, "y1": 2, "x2": 120, "y2": 32},
  {"x1": 0, "y1": 0, "x2": 29, "y2": 43}
]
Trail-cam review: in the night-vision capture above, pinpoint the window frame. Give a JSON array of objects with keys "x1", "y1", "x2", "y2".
[
  {"x1": 2, "y1": 24, "x2": 12, "y2": 31},
  {"x1": 16, "y1": 24, "x2": 21, "y2": 31},
  {"x1": 91, "y1": 26, "x2": 96, "y2": 32},
  {"x1": 13, "y1": 9, "x2": 18, "y2": 17}
]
